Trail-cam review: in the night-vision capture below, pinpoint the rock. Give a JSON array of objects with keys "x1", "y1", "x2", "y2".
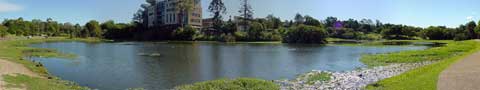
[{"x1": 276, "y1": 61, "x2": 436, "y2": 90}]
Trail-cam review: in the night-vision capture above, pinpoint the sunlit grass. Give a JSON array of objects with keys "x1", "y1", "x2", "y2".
[
  {"x1": 3, "y1": 74, "x2": 88, "y2": 90},
  {"x1": 306, "y1": 72, "x2": 332, "y2": 85},
  {"x1": 174, "y1": 78, "x2": 280, "y2": 90},
  {"x1": 0, "y1": 37, "x2": 98, "y2": 90},
  {"x1": 362, "y1": 40, "x2": 480, "y2": 90}
]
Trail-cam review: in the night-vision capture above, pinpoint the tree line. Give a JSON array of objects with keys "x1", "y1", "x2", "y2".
[{"x1": 2, "y1": 0, "x2": 480, "y2": 43}]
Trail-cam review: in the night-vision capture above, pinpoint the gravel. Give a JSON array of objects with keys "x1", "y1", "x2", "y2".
[{"x1": 275, "y1": 61, "x2": 436, "y2": 90}]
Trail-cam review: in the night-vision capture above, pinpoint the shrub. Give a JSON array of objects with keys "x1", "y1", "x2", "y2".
[
  {"x1": 283, "y1": 24, "x2": 328, "y2": 44},
  {"x1": 175, "y1": 78, "x2": 280, "y2": 90},
  {"x1": 0, "y1": 25, "x2": 8, "y2": 37},
  {"x1": 172, "y1": 26, "x2": 199, "y2": 41},
  {"x1": 420, "y1": 26, "x2": 453, "y2": 40}
]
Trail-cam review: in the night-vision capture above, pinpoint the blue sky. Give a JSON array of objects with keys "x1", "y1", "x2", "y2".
[{"x1": 1, "y1": 0, "x2": 480, "y2": 27}]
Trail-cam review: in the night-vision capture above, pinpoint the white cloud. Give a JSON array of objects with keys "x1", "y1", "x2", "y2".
[
  {"x1": 466, "y1": 16, "x2": 474, "y2": 21},
  {"x1": 0, "y1": 1, "x2": 23, "y2": 13}
]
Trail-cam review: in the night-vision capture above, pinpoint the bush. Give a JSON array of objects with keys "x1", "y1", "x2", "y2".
[
  {"x1": 172, "y1": 26, "x2": 199, "y2": 41},
  {"x1": 174, "y1": 78, "x2": 280, "y2": 90},
  {"x1": 0, "y1": 25, "x2": 8, "y2": 37},
  {"x1": 283, "y1": 24, "x2": 328, "y2": 44},
  {"x1": 454, "y1": 33, "x2": 468, "y2": 41},
  {"x1": 420, "y1": 26, "x2": 453, "y2": 40},
  {"x1": 218, "y1": 34, "x2": 236, "y2": 42}
]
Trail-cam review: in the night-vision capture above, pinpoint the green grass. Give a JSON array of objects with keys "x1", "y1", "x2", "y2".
[
  {"x1": 305, "y1": 72, "x2": 332, "y2": 85},
  {"x1": 2, "y1": 74, "x2": 88, "y2": 90},
  {"x1": 362, "y1": 40, "x2": 480, "y2": 90},
  {"x1": 0, "y1": 37, "x2": 100, "y2": 90},
  {"x1": 360, "y1": 40, "x2": 475, "y2": 67},
  {"x1": 174, "y1": 78, "x2": 280, "y2": 90}
]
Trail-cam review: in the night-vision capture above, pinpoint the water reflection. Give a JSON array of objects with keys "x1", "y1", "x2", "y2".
[{"x1": 29, "y1": 42, "x2": 428, "y2": 90}]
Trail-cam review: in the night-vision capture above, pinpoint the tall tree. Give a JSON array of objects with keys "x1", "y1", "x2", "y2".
[
  {"x1": 325, "y1": 17, "x2": 338, "y2": 27},
  {"x1": 176, "y1": 0, "x2": 195, "y2": 27},
  {"x1": 0, "y1": 25, "x2": 7, "y2": 37},
  {"x1": 208, "y1": 0, "x2": 226, "y2": 31},
  {"x1": 303, "y1": 15, "x2": 321, "y2": 26},
  {"x1": 133, "y1": 4, "x2": 149, "y2": 27},
  {"x1": 46, "y1": 18, "x2": 59, "y2": 36},
  {"x1": 85, "y1": 20, "x2": 102, "y2": 37},
  {"x1": 238, "y1": 0, "x2": 253, "y2": 32},
  {"x1": 239, "y1": 0, "x2": 253, "y2": 20},
  {"x1": 466, "y1": 21, "x2": 477, "y2": 39},
  {"x1": 475, "y1": 20, "x2": 480, "y2": 39},
  {"x1": 265, "y1": 14, "x2": 282, "y2": 29},
  {"x1": 294, "y1": 13, "x2": 304, "y2": 25}
]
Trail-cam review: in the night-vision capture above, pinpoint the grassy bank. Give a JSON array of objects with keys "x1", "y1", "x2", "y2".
[
  {"x1": 362, "y1": 40, "x2": 480, "y2": 90},
  {"x1": 0, "y1": 37, "x2": 100, "y2": 90},
  {"x1": 174, "y1": 78, "x2": 279, "y2": 90}
]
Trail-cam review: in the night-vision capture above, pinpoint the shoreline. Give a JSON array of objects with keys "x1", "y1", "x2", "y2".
[{"x1": 276, "y1": 61, "x2": 436, "y2": 90}]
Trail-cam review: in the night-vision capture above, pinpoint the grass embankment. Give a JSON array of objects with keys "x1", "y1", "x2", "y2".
[
  {"x1": 305, "y1": 72, "x2": 331, "y2": 85},
  {"x1": 174, "y1": 78, "x2": 279, "y2": 90},
  {"x1": 0, "y1": 37, "x2": 100, "y2": 90},
  {"x1": 361, "y1": 40, "x2": 480, "y2": 90}
]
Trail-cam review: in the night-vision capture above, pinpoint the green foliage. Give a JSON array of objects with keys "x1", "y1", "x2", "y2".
[
  {"x1": 380, "y1": 24, "x2": 419, "y2": 40},
  {"x1": 173, "y1": 26, "x2": 199, "y2": 41},
  {"x1": 0, "y1": 38, "x2": 97, "y2": 90},
  {"x1": 283, "y1": 24, "x2": 328, "y2": 44},
  {"x1": 0, "y1": 25, "x2": 8, "y2": 37},
  {"x1": 365, "y1": 41, "x2": 480, "y2": 90},
  {"x1": 361, "y1": 41, "x2": 478, "y2": 67},
  {"x1": 208, "y1": 0, "x2": 227, "y2": 30},
  {"x1": 174, "y1": 78, "x2": 280, "y2": 90},
  {"x1": 3, "y1": 74, "x2": 88, "y2": 90},
  {"x1": 85, "y1": 20, "x2": 103, "y2": 37},
  {"x1": 306, "y1": 72, "x2": 332, "y2": 85},
  {"x1": 420, "y1": 26, "x2": 454, "y2": 40},
  {"x1": 304, "y1": 16, "x2": 322, "y2": 26},
  {"x1": 466, "y1": 21, "x2": 477, "y2": 39},
  {"x1": 238, "y1": 21, "x2": 281, "y2": 41}
]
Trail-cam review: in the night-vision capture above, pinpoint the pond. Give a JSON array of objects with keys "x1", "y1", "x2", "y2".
[{"x1": 28, "y1": 41, "x2": 430, "y2": 90}]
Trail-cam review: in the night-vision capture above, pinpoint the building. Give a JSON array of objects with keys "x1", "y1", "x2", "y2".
[{"x1": 145, "y1": 0, "x2": 202, "y2": 29}]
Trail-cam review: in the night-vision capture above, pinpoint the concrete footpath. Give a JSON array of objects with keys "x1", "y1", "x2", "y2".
[{"x1": 438, "y1": 47, "x2": 480, "y2": 90}]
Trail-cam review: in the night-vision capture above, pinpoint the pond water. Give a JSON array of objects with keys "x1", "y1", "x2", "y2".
[{"x1": 29, "y1": 41, "x2": 429, "y2": 90}]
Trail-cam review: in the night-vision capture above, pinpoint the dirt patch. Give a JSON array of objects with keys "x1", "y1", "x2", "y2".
[{"x1": 0, "y1": 59, "x2": 39, "y2": 90}]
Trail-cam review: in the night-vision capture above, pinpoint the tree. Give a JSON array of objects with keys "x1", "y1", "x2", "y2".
[
  {"x1": 238, "y1": 0, "x2": 253, "y2": 31},
  {"x1": 101, "y1": 20, "x2": 118, "y2": 32},
  {"x1": 325, "y1": 17, "x2": 338, "y2": 27},
  {"x1": 239, "y1": 0, "x2": 253, "y2": 20},
  {"x1": 176, "y1": 0, "x2": 195, "y2": 27},
  {"x1": 46, "y1": 18, "x2": 60, "y2": 36},
  {"x1": 85, "y1": 20, "x2": 102, "y2": 37},
  {"x1": 61, "y1": 22, "x2": 75, "y2": 37},
  {"x1": 421, "y1": 26, "x2": 453, "y2": 40},
  {"x1": 466, "y1": 21, "x2": 476, "y2": 39},
  {"x1": 72, "y1": 24, "x2": 82, "y2": 38},
  {"x1": 294, "y1": 13, "x2": 304, "y2": 25},
  {"x1": 0, "y1": 25, "x2": 7, "y2": 37},
  {"x1": 133, "y1": 4, "x2": 149, "y2": 27},
  {"x1": 303, "y1": 15, "x2": 321, "y2": 26},
  {"x1": 208, "y1": 0, "x2": 226, "y2": 31},
  {"x1": 475, "y1": 20, "x2": 480, "y2": 39},
  {"x1": 173, "y1": 25, "x2": 198, "y2": 40},
  {"x1": 283, "y1": 25, "x2": 328, "y2": 44},
  {"x1": 265, "y1": 15, "x2": 282, "y2": 29}
]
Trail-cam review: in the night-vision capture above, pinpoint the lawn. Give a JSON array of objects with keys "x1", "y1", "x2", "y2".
[
  {"x1": 0, "y1": 37, "x2": 100, "y2": 90},
  {"x1": 362, "y1": 40, "x2": 480, "y2": 90}
]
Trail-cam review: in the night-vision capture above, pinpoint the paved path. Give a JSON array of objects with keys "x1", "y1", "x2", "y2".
[
  {"x1": 438, "y1": 42, "x2": 480, "y2": 90},
  {"x1": 0, "y1": 59, "x2": 38, "y2": 90}
]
